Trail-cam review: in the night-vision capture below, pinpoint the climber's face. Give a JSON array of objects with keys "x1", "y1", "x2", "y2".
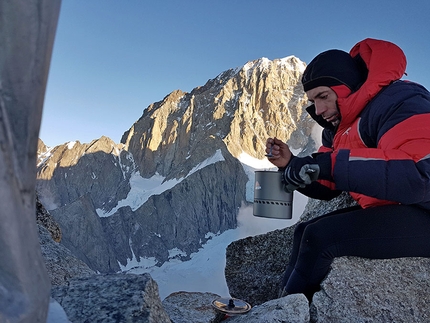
[{"x1": 307, "y1": 86, "x2": 340, "y2": 126}]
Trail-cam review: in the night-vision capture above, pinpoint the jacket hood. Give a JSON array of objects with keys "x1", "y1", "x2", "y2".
[{"x1": 336, "y1": 38, "x2": 407, "y2": 129}]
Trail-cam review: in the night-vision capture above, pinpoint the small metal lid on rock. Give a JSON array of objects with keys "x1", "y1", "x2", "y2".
[{"x1": 211, "y1": 297, "x2": 251, "y2": 315}]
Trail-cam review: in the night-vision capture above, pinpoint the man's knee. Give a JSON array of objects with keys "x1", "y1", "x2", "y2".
[
  {"x1": 294, "y1": 221, "x2": 309, "y2": 238},
  {"x1": 301, "y1": 221, "x2": 332, "y2": 248}
]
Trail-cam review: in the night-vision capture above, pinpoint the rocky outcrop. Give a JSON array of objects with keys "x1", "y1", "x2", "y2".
[
  {"x1": 160, "y1": 292, "x2": 311, "y2": 323},
  {"x1": 162, "y1": 292, "x2": 221, "y2": 323},
  {"x1": 161, "y1": 292, "x2": 310, "y2": 323},
  {"x1": 38, "y1": 225, "x2": 95, "y2": 287},
  {"x1": 52, "y1": 273, "x2": 172, "y2": 323},
  {"x1": 227, "y1": 294, "x2": 310, "y2": 323},
  {"x1": 36, "y1": 193, "x2": 61, "y2": 242},
  {"x1": 36, "y1": 194, "x2": 95, "y2": 286},
  {"x1": 311, "y1": 257, "x2": 430, "y2": 323}
]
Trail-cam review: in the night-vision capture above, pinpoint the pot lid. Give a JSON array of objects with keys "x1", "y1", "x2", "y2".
[{"x1": 211, "y1": 297, "x2": 251, "y2": 315}]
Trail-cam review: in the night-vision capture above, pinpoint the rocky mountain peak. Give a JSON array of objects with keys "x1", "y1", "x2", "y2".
[{"x1": 121, "y1": 56, "x2": 314, "y2": 180}]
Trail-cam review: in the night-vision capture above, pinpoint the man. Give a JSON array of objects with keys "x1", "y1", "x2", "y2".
[{"x1": 266, "y1": 38, "x2": 430, "y2": 301}]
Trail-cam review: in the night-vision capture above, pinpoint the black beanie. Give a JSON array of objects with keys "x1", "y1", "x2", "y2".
[{"x1": 302, "y1": 49, "x2": 366, "y2": 93}]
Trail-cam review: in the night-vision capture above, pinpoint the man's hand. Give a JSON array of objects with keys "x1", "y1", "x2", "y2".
[
  {"x1": 265, "y1": 137, "x2": 293, "y2": 168},
  {"x1": 283, "y1": 156, "x2": 320, "y2": 192}
]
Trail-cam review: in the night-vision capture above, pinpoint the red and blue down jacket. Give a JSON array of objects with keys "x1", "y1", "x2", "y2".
[{"x1": 300, "y1": 38, "x2": 430, "y2": 210}]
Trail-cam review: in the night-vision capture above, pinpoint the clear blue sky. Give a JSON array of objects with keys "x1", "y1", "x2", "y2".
[{"x1": 40, "y1": 0, "x2": 430, "y2": 147}]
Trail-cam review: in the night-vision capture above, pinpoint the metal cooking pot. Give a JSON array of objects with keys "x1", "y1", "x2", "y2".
[{"x1": 253, "y1": 171, "x2": 293, "y2": 219}]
